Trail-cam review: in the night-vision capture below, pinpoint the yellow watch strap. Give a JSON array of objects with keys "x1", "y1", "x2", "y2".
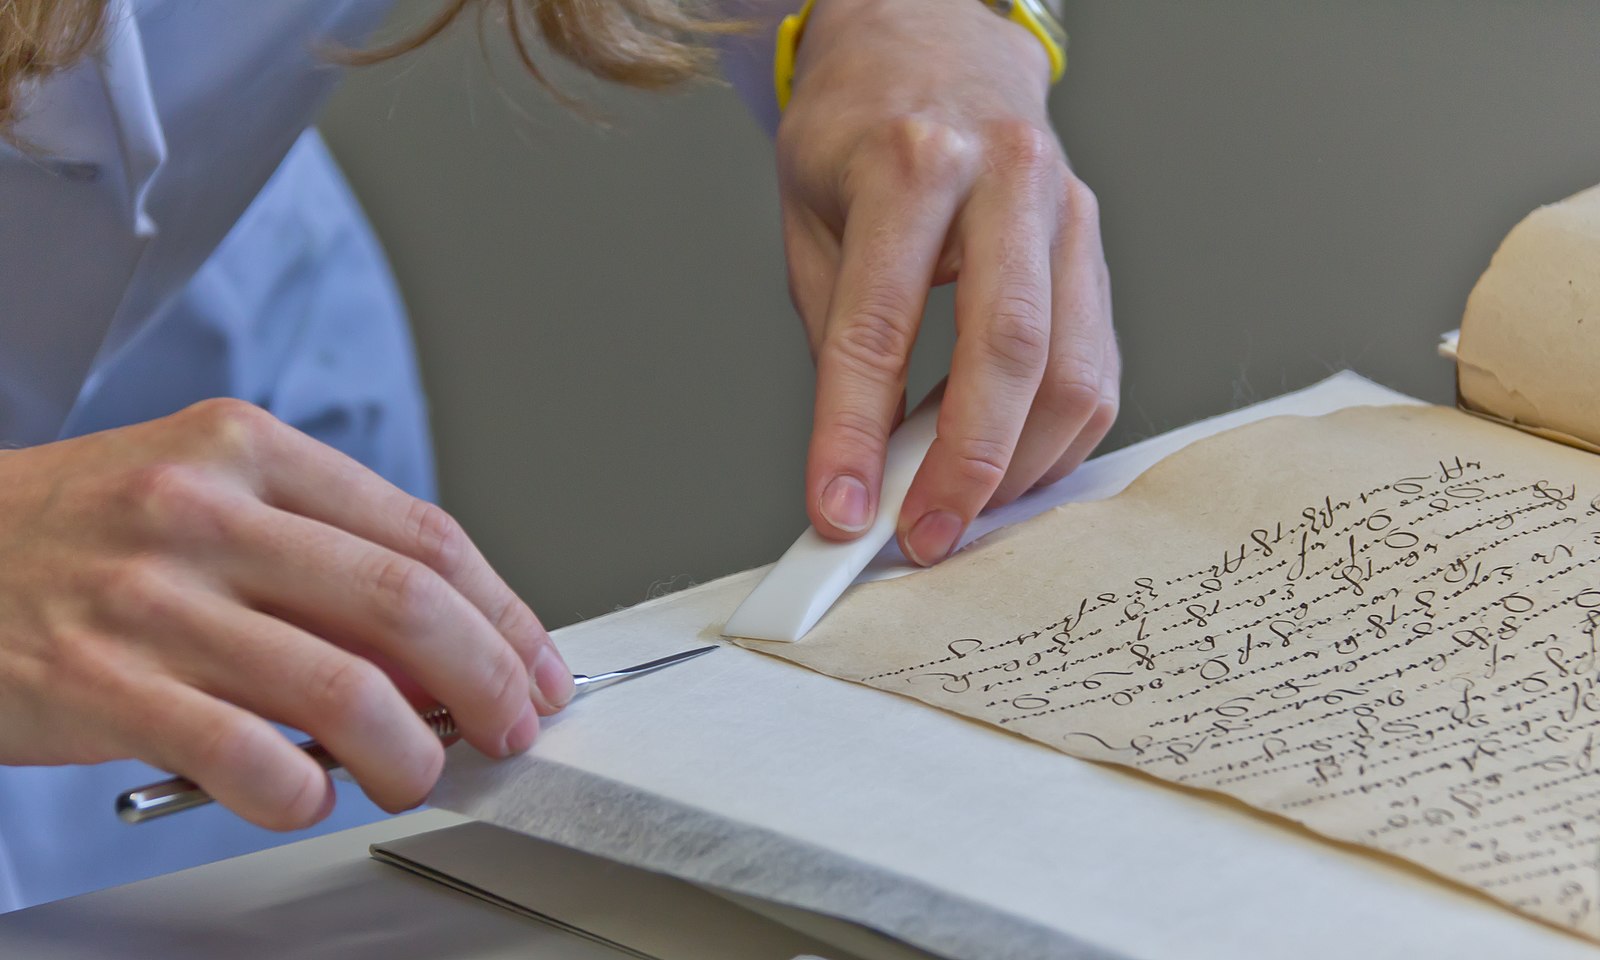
[
  {"x1": 773, "y1": 0, "x2": 1066, "y2": 112},
  {"x1": 773, "y1": 0, "x2": 816, "y2": 112},
  {"x1": 1002, "y1": 1, "x2": 1067, "y2": 83}
]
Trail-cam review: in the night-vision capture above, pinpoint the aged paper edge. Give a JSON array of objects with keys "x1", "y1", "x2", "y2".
[{"x1": 737, "y1": 402, "x2": 1600, "y2": 947}]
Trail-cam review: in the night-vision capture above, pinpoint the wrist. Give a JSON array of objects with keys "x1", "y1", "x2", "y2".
[
  {"x1": 791, "y1": 0, "x2": 1056, "y2": 108},
  {"x1": 717, "y1": 0, "x2": 798, "y2": 134},
  {"x1": 987, "y1": 4, "x2": 1055, "y2": 88}
]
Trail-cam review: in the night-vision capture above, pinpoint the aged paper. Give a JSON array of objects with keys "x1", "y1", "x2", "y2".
[
  {"x1": 1459, "y1": 183, "x2": 1600, "y2": 452},
  {"x1": 737, "y1": 405, "x2": 1600, "y2": 940}
]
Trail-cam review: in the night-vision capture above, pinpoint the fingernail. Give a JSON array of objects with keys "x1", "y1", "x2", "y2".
[
  {"x1": 905, "y1": 510, "x2": 964, "y2": 566},
  {"x1": 532, "y1": 645, "x2": 576, "y2": 709},
  {"x1": 820, "y1": 475, "x2": 872, "y2": 533},
  {"x1": 504, "y1": 702, "x2": 539, "y2": 756}
]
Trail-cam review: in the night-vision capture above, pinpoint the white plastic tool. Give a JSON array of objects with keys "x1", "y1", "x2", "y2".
[{"x1": 723, "y1": 403, "x2": 940, "y2": 643}]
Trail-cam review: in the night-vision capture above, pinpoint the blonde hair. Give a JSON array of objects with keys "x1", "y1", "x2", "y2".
[
  {"x1": 1, "y1": 0, "x2": 732, "y2": 137},
  {"x1": 0, "y1": 0, "x2": 105, "y2": 135}
]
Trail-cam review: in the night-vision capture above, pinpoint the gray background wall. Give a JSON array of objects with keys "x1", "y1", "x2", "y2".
[{"x1": 319, "y1": 1, "x2": 1600, "y2": 630}]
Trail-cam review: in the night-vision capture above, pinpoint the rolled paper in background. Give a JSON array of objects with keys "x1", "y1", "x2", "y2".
[{"x1": 1457, "y1": 182, "x2": 1600, "y2": 453}]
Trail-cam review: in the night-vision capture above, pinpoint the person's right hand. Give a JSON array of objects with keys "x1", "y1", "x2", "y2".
[
  {"x1": 0, "y1": 399, "x2": 573, "y2": 829},
  {"x1": 777, "y1": 0, "x2": 1119, "y2": 567}
]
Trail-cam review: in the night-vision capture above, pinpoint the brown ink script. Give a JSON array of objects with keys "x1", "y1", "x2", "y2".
[{"x1": 736, "y1": 405, "x2": 1600, "y2": 940}]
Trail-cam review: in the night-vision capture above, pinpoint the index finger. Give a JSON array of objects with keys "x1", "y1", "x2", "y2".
[
  {"x1": 807, "y1": 170, "x2": 965, "y2": 541},
  {"x1": 187, "y1": 402, "x2": 573, "y2": 712}
]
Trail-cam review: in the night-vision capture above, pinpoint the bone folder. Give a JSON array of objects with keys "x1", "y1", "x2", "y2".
[{"x1": 722, "y1": 403, "x2": 940, "y2": 643}]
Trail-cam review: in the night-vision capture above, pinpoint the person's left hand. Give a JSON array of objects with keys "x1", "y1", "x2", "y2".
[{"x1": 776, "y1": 0, "x2": 1119, "y2": 566}]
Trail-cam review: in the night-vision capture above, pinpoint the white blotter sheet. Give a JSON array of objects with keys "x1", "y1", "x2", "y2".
[{"x1": 432, "y1": 373, "x2": 1598, "y2": 960}]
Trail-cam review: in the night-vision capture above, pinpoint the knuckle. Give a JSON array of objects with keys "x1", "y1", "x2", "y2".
[
  {"x1": 184, "y1": 396, "x2": 271, "y2": 436},
  {"x1": 271, "y1": 764, "x2": 331, "y2": 831},
  {"x1": 305, "y1": 656, "x2": 390, "y2": 733},
  {"x1": 1088, "y1": 389, "x2": 1121, "y2": 438},
  {"x1": 987, "y1": 120, "x2": 1057, "y2": 175},
  {"x1": 819, "y1": 405, "x2": 890, "y2": 464},
  {"x1": 182, "y1": 397, "x2": 277, "y2": 460},
  {"x1": 1062, "y1": 175, "x2": 1100, "y2": 225},
  {"x1": 124, "y1": 463, "x2": 213, "y2": 527},
  {"x1": 187, "y1": 713, "x2": 260, "y2": 784},
  {"x1": 946, "y1": 435, "x2": 1013, "y2": 491},
  {"x1": 404, "y1": 499, "x2": 467, "y2": 578},
  {"x1": 1037, "y1": 365, "x2": 1103, "y2": 425},
  {"x1": 827, "y1": 304, "x2": 915, "y2": 380},
  {"x1": 382, "y1": 737, "x2": 445, "y2": 814},
  {"x1": 40, "y1": 626, "x2": 113, "y2": 690},
  {"x1": 483, "y1": 647, "x2": 527, "y2": 719},
  {"x1": 368, "y1": 555, "x2": 444, "y2": 631},
  {"x1": 98, "y1": 558, "x2": 181, "y2": 626},
  {"x1": 984, "y1": 301, "x2": 1051, "y2": 375},
  {"x1": 492, "y1": 597, "x2": 545, "y2": 650},
  {"x1": 873, "y1": 115, "x2": 972, "y2": 185}
]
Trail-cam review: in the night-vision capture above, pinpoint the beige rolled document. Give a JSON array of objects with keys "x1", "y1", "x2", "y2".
[{"x1": 1458, "y1": 183, "x2": 1600, "y2": 452}]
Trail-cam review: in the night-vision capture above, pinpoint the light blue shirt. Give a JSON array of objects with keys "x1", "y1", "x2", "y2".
[{"x1": 0, "y1": 0, "x2": 438, "y2": 911}]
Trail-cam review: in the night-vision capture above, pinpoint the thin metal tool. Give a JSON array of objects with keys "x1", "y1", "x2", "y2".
[{"x1": 116, "y1": 645, "x2": 719, "y2": 825}]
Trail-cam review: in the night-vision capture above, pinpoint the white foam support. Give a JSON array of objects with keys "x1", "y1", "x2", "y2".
[
  {"x1": 722, "y1": 403, "x2": 940, "y2": 643},
  {"x1": 435, "y1": 375, "x2": 1594, "y2": 960}
]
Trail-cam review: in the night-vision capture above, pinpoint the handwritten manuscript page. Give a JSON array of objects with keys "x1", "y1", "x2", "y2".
[
  {"x1": 736, "y1": 405, "x2": 1600, "y2": 940},
  {"x1": 1459, "y1": 183, "x2": 1600, "y2": 453}
]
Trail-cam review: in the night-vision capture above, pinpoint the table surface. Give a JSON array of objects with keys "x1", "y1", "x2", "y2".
[
  {"x1": 0, "y1": 809, "x2": 921, "y2": 960},
  {"x1": 0, "y1": 811, "x2": 556, "y2": 960}
]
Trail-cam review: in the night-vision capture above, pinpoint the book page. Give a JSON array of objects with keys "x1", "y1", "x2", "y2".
[
  {"x1": 735, "y1": 405, "x2": 1600, "y2": 941},
  {"x1": 1459, "y1": 183, "x2": 1600, "y2": 453}
]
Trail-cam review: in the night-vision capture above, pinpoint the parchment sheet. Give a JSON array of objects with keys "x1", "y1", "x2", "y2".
[
  {"x1": 432, "y1": 373, "x2": 1597, "y2": 960},
  {"x1": 741, "y1": 404, "x2": 1600, "y2": 939}
]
